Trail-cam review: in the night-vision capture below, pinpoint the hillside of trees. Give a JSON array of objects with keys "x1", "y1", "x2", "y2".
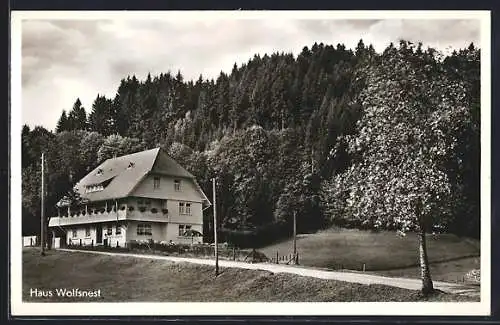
[{"x1": 22, "y1": 40, "x2": 480, "y2": 245}]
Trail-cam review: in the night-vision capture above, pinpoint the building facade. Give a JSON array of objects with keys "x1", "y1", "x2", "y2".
[{"x1": 48, "y1": 148, "x2": 211, "y2": 247}]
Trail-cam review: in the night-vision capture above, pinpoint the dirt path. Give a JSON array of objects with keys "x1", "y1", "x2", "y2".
[{"x1": 58, "y1": 249, "x2": 480, "y2": 297}]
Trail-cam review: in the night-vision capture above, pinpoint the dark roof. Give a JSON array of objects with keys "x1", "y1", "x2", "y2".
[
  {"x1": 152, "y1": 150, "x2": 195, "y2": 179},
  {"x1": 62, "y1": 147, "x2": 209, "y2": 205}
]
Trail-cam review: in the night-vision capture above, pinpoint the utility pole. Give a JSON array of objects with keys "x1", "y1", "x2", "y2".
[
  {"x1": 293, "y1": 210, "x2": 297, "y2": 264},
  {"x1": 212, "y1": 178, "x2": 219, "y2": 276},
  {"x1": 40, "y1": 153, "x2": 45, "y2": 256},
  {"x1": 311, "y1": 148, "x2": 314, "y2": 174},
  {"x1": 281, "y1": 109, "x2": 285, "y2": 131}
]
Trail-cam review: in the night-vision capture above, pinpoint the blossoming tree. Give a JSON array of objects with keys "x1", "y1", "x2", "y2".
[{"x1": 322, "y1": 42, "x2": 471, "y2": 294}]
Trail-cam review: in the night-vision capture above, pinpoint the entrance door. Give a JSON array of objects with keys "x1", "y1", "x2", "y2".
[{"x1": 96, "y1": 225, "x2": 103, "y2": 244}]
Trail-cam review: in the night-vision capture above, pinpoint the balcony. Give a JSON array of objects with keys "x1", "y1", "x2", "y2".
[
  {"x1": 49, "y1": 209, "x2": 128, "y2": 227},
  {"x1": 48, "y1": 208, "x2": 172, "y2": 227}
]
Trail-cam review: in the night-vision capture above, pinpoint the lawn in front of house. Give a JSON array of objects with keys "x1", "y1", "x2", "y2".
[
  {"x1": 22, "y1": 248, "x2": 477, "y2": 302},
  {"x1": 258, "y1": 228, "x2": 480, "y2": 282}
]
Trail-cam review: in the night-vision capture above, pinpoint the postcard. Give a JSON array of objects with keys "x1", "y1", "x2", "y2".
[{"x1": 10, "y1": 10, "x2": 491, "y2": 316}]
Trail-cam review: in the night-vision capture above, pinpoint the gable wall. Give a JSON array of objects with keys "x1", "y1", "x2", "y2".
[{"x1": 131, "y1": 174, "x2": 204, "y2": 202}]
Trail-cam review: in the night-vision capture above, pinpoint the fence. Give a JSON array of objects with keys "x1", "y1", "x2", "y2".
[
  {"x1": 269, "y1": 251, "x2": 300, "y2": 265},
  {"x1": 130, "y1": 242, "x2": 267, "y2": 263},
  {"x1": 65, "y1": 241, "x2": 270, "y2": 263}
]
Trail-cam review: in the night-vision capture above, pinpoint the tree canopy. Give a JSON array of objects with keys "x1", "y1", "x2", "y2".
[{"x1": 23, "y1": 40, "x2": 480, "y2": 246}]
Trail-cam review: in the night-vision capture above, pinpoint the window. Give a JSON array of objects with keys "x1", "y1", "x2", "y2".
[
  {"x1": 179, "y1": 202, "x2": 191, "y2": 215},
  {"x1": 85, "y1": 227, "x2": 91, "y2": 237},
  {"x1": 174, "y1": 180, "x2": 181, "y2": 191},
  {"x1": 107, "y1": 225, "x2": 113, "y2": 235},
  {"x1": 154, "y1": 176, "x2": 161, "y2": 189},
  {"x1": 116, "y1": 226, "x2": 122, "y2": 235},
  {"x1": 72, "y1": 230, "x2": 77, "y2": 238},
  {"x1": 178, "y1": 224, "x2": 191, "y2": 236},
  {"x1": 85, "y1": 184, "x2": 104, "y2": 193},
  {"x1": 137, "y1": 223, "x2": 152, "y2": 236}
]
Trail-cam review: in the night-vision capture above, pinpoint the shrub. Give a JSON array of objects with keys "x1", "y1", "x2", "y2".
[
  {"x1": 465, "y1": 269, "x2": 480, "y2": 284},
  {"x1": 151, "y1": 208, "x2": 158, "y2": 214},
  {"x1": 219, "y1": 223, "x2": 287, "y2": 249},
  {"x1": 139, "y1": 206, "x2": 146, "y2": 212},
  {"x1": 162, "y1": 208, "x2": 168, "y2": 214},
  {"x1": 128, "y1": 206, "x2": 135, "y2": 212},
  {"x1": 120, "y1": 206, "x2": 126, "y2": 211}
]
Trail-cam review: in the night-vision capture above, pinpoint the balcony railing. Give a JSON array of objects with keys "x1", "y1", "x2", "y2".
[
  {"x1": 49, "y1": 206, "x2": 202, "y2": 227},
  {"x1": 49, "y1": 209, "x2": 127, "y2": 227},
  {"x1": 48, "y1": 208, "x2": 171, "y2": 227}
]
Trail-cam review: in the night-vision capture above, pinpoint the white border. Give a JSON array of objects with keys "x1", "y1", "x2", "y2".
[{"x1": 10, "y1": 10, "x2": 491, "y2": 316}]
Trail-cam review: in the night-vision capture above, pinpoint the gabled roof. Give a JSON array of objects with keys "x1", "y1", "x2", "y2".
[
  {"x1": 151, "y1": 150, "x2": 195, "y2": 179},
  {"x1": 64, "y1": 147, "x2": 210, "y2": 205}
]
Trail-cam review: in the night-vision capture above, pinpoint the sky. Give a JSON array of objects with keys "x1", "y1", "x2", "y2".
[{"x1": 19, "y1": 13, "x2": 482, "y2": 131}]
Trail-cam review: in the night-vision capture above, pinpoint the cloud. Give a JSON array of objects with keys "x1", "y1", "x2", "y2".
[{"x1": 19, "y1": 17, "x2": 481, "y2": 131}]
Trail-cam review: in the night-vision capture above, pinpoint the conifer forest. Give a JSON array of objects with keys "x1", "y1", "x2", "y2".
[{"x1": 22, "y1": 40, "x2": 480, "y2": 246}]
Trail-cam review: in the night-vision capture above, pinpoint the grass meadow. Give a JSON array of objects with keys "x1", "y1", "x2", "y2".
[{"x1": 22, "y1": 249, "x2": 477, "y2": 302}]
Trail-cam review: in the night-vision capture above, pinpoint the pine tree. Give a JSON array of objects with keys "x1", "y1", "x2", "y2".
[
  {"x1": 55, "y1": 110, "x2": 69, "y2": 133},
  {"x1": 67, "y1": 98, "x2": 87, "y2": 131},
  {"x1": 88, "y1": 94, "x2": 115, "y2": 135}
]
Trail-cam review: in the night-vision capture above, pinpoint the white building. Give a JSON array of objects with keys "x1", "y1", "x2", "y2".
[{"x1": 48, "y1": 148, "x2": 211, "y2": 247}]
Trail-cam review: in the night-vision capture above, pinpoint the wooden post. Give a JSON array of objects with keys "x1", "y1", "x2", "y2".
[
  {"x1": 40, "y1": 153, "x2": 45, "y2": 256},
  {"x1": 363, "y1": 263, "x2": 366, "y2": 272},
  {"x1": 212, "y1": 178, "x2": 219, "y2": 276},
  {"x1": 276, "y1": 251, "x2": 279, "y2": 264},
  {"x1": 233, "y1": 246, "x2": 236, "y2": 261}
]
